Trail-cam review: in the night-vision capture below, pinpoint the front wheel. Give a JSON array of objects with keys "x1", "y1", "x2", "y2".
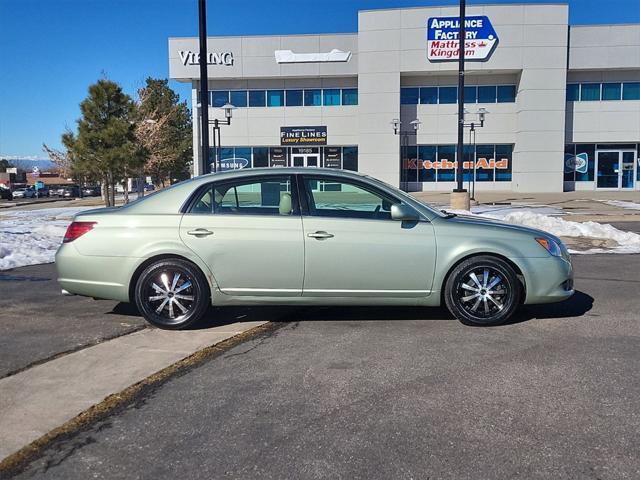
[
  {"x1": 134, "y1": 259, "x2": 210, "y2": 330},
  {"x1": 444, "y1": 255, "x2": 521, "y2": 326}
]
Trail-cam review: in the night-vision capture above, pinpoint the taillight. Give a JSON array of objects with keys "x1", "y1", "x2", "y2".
[{"x1": 63, "y1": 221, "x2": 96, "y2": 243}]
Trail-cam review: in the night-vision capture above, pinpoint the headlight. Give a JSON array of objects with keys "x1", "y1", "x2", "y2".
[{"x1": 535, "y1": 237, "x2": 563, "y2": 257}]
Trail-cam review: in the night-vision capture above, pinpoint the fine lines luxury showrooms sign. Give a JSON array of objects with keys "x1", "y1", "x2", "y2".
[
  {"x1": 427, "y1": 16, "x2": 498, "y2": 62},
  {"x1": 178, "y1": 50, "x2": 234, "y2": 66},
  {"x1": 281, "y1": 127, "x2": 327, "y2": 145}
]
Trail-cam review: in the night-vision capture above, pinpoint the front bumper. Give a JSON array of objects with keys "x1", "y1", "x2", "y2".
[{"x1": 517, "y1": 255, "x2": 574, "y2": 305}]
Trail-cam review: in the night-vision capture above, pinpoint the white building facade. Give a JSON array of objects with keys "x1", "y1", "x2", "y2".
[{"x1": 169, "y1": 3, "x2": 640, "y2": 192}]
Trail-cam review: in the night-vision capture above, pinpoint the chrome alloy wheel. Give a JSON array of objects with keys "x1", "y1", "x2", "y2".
[
  {"x1": 456, "y1": 266, "x2": 509, "y2": 319},
  {"x1": 144, "y1": 270, "x2": 196, "y2": 324}
]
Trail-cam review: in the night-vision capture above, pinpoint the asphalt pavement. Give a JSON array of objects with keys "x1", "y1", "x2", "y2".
[
  {"x1": 5, "y1": 254, "x2": 639, "y2": 479},
  {"x1": 0, "y1": 263, "x2": 146, "y2": 378}
]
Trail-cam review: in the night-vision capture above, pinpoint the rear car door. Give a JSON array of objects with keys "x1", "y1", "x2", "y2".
[
  {"x1": 299, "y1": 175, "x2": 436, "y2": 297},
  {"x1": 180, "y1": 174, "x2": 304, "y2": 296}
]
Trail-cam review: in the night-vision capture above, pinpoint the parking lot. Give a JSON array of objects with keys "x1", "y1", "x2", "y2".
[{"x1": 1, "y1": 253, "x2": 639, "y2": 479}]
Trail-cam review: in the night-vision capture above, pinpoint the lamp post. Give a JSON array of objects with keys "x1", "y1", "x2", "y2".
[
  {"x1": 208, "y1": 103, "x2": 236, "y2": 173},
  {"x1": 451, "y1": 0, "x2": 469, "y2": 210},
  {"x1": 391, "y1": 118, "x2": 421, "y2": 191},
  {"x1": 461, "y1": 107, "x2": 488, "y2": 201},
  {"x1": 197, "y1": 0, "x2": 210, "y2": 177}
]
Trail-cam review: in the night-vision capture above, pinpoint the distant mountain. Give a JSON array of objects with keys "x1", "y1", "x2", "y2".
[{"x1": 2, "y1": 158, "x2": 55, "y2": 171}]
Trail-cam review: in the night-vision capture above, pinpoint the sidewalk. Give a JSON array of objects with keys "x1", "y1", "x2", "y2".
[
  {"x1": 410, "y1": 190, "x2": 640, "y2": 223},
  {"x1": 0, "y1": 321, "x2": 268, "y2": 463}
]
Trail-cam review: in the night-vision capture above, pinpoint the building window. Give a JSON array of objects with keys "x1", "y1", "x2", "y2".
[
  {"x1": 253, "y1": 147, "x2": 269, "y2": 167},
  {"x1": 230, "y1": 90, "x2": 247, "y2": 107},
  {"x1": 211, "y1": 88, "x2": 357, "y2": 107},
  {"x1": 304, "y1": 89, "x2": 322, "y2": 106},
  {"x1": 419, "y1": 87, "x2": 438, "y2": 104},
  {"x1": 267, "y1": 90, "x2": 285, "y2": 107},
  {"x1": 402, "y1": 144, "x2": 513, "y2": 185},
  {"x1": 342, "y1": 146, "x2": 358, "y2": 171},
  {"x1": 401, "y1": 88, "x2": 419, "y2": 105},
  {"x1": 623, "y1": 82, "x2": 640, "y2": 100},
  {"x1": 564, "y1": 144, "x2": 595, "y2": 182},
  {"x1": 323, "y1": 89, "x2": 341, "y2": 106},
  {"x1": 464, "y1": 86, "x2": 477, "y2": 104},
  {"x1": 497, "y1": 85, "x2": 516, "y2": 103},
  {"x1": 211, "y1": 90, "x2": 229, "y2": 108},
  {"x1": 477, "y1": 85, "x2": 497, "y2": 103},
  {"x1": 342, "y1": 88, "x2": 358, "y2": 105},
  {"x1": 602, "y1": 83, "x2": 622, "y2": 101},
  {"x1": 566, "y1": 84, "x2": 580, "y2": 101},
  {"x1": 580, "y1": 83, "x2": 601, "y2": 101},
  {"x1": 438, "y1": 87, "x2": 457, "y2": 104},
  {"x1": 248, "y1": 90, "x2": 266, "y2": 107},
  {"x1": 285, "y1": 89, "x2": 303, "y2": 106}
]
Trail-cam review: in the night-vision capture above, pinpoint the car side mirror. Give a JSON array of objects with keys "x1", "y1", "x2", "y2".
[{"x1": 391, "y1": 203, "x2": 419, "y2": 222}]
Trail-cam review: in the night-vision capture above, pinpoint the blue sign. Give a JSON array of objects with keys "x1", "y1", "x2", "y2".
[
  {"x1": 219, "y1": 157, "x2": 249, "y2": 171},
  {"x1": 427, "y1": 16, "x2": 499, "y2": 62},
  {"x1": 564, "y1": 153, "x2": 588, "y2": 174}
]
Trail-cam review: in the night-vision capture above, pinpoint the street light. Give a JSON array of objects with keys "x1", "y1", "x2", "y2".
[
  {"x1": 390, "y1": 118, "x2": 401, "y2": 135},
  {"x1": 392, "y1": 117, "x2": 421, "y2": 191},
  {"x1": 209, "y1": 103, "x2": 236, "y2": 173},
  {"x1": 462, "y1": 108, "x2": 489, "y2": 200}
]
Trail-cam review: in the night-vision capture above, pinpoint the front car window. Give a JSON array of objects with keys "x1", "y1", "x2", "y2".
[
  {"x1": 303, "y1": 176, "x2": 398, "y2": 220},
  {"x1": 189, "y1": 176, "x2": 297, "y2": 216}
]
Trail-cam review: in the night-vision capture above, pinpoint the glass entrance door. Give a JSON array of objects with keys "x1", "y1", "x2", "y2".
[
  {"x1": 292, "y1": 154, "x2": 319, "y2": 167},
  {"x1": 621, "y1": 151, "x2": 635, "y2": 189},
  {"x1": 596, "y1": 150, "x2": 636, "y2": 189}
]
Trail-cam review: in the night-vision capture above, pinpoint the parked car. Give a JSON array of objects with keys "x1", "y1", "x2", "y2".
[
  {"x1": 35, "y1": 186, "x2": 50, "y2": 198},
  {"x1": 0, "y1": 187, "x2": 12, "y2": 200},
  {"x1": 82, "y1": 186, "x2": 100, "y2": 197},
  {"x1": 12, "y1": 187, "x2": 36, "y2": 199},
  {"x1": 62, "y1": 186, "x2": 81, "y2": 198},
  {"x1": 144, "y1": 184, "x2": 155, "y2": 192},
  {"x1": 56, "y1": 168, "x2": 574, "y2": 330}
]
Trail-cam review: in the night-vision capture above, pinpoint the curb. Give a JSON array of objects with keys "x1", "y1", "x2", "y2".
[{"x1": 0, "y1": 321, "x2": 275, "y2": 475}]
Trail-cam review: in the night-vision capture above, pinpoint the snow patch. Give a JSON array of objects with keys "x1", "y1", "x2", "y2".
[
  {"x1": 599, "y1": 199, "x2": 640, "y2": 211},
  {"x1": 0, "y1": 207, "x2": 95, "y2": 270},
  {"x1": 454, "y1": 208, "x2": 640, "y2": 254}
]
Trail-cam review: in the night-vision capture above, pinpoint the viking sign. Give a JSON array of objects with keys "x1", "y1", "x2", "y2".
[
  {"x1": 427, "y1": 16, "x2": 499, "y2": 62},
  {"x1": 178, "y1": 50, "x2": 234, "y2": 66}
]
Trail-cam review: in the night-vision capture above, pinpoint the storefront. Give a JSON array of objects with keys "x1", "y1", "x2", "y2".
[{"x1": 169, "y1": 3, "x2": 640, "y2": 192}]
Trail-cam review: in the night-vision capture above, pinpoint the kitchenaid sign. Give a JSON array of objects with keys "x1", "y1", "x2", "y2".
[
  {"x1": 427, "y1": 16, "x2": 498, "y2": 62},
  {"x1": 178, "y1": 50, "x2": 234, "y2": 66}
]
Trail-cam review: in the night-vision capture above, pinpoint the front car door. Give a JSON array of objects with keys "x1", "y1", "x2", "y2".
[
  {"x1": 299, "y1": 174, "x2": 436, "y2": 297},
  {"x1": 180, "y1": 174, "x2": 304, "y2": 296}
]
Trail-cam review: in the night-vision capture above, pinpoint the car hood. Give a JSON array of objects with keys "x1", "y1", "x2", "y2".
[{"x1": 444, "y1": 213, "x2": 563, "y2": 243}]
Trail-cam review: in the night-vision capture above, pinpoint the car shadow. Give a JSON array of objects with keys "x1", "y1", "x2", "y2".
[{"x1": 109, "y1": 290, "x2": 593, "y2": 329}]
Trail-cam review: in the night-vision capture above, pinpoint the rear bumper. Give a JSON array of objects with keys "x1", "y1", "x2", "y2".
[
  {"x1": 518, "y1": 256, "x2": 574, "y2": 305},
  {"x1": 55, "y1": 244, "x2": 133, "y2": 303}
]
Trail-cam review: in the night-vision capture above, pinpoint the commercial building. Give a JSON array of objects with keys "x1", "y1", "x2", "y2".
[{"x1": 169, "y1": 2, "x2": 640, "y2": 192}]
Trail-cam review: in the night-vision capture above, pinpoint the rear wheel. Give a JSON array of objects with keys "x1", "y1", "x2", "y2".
[
  {"x1": 444, "y1": 255, "x2": 521, "y2": 326},
  {"x1": 134, "y1": 259, "x2": 210, "y2": 330}
]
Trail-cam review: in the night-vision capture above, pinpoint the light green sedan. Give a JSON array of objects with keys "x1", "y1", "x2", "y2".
[{"x1": 56, "y1": 168, "x2": 573, "y2": 329}]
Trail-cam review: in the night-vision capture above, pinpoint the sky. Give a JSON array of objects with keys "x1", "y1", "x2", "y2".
[{"x1": 1, "y1": 0, "x2": 639, "y2": 159}]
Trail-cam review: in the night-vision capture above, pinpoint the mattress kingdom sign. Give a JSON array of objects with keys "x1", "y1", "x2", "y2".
[{"x1": 427, "y1": 16, "x2": 499, "y2": 62}]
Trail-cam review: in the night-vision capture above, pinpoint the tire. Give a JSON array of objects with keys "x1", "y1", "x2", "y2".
[
  {"x1": 444, "y1": 255, "x2": 521, "y2": 326},
  {"x1": 134, "y1": 259, "x2": 210, "y2": 330}
]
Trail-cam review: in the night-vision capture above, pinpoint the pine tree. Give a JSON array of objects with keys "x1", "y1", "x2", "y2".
[
  {"x1": 135, "y1": 78, "x2": 192, "y2": 187},
  {"x1": 64, "y1": 79, "x2": 144, "y2": 206}
]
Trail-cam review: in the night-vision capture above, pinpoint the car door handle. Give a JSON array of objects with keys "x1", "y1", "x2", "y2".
[
  {"x1": 187, "y1": 228, "x2": 214, "y2": 237},
  {"x1": 307, "y1": 231, "x2": 334, "y2": 239}
]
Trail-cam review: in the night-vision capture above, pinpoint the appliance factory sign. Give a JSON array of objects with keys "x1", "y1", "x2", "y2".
[
  {"x1": 281, "y1": 126, "x2": 327, "y2": 146},
  {"x1": 427, "y1": 16, "x2": 498, "y2": 62}
]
